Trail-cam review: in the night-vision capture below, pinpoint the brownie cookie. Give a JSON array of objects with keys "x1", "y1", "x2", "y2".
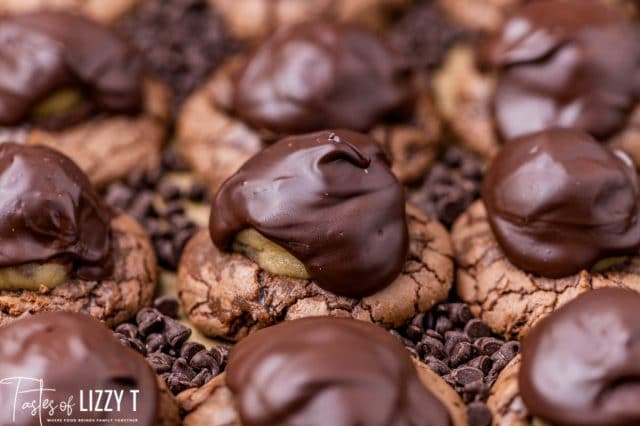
[
  {"x1": 178, "y1": 317, "x2": 467, "y2": 426},
  {"x1": 0, "y1": 311, "x2": 180, "y2": 426},
  {"x1": 435, "y1": 0, "x2": 640, "y2": 163},
  {"x1": 0, "y1": 144, "x2": 156, "y2": 327},
  {"x1": 0, "y1": 11, "x2": 170, "y2": 188},
  {"x1": 178, "y1": 130, "x2": 453, "y2": 341},
  {"x1": 0, "y1": 0, "x2": 139, "y2": 24},
  {"x1": 177, "y1": 21, "x2": 440, "y2": 193},
  {"x1": 208, "y1": 0, "x2": 412, "y2": 42},
  {"x1": 453, "y1": 129, "x2": 640, "y2": 339},
  {"x1": 487, "y1": 288, "x2": 640, "y2": 426}
]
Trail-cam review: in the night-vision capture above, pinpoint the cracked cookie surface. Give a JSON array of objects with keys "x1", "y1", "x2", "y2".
[
  {"x1": 5, "y1": 79, "x2": 171, "y2": 188},
  {"x1": 452, "y1": 201, "x2": 640, "y2": 340},
  {"x1": 0, "y1": 214, "x2": 157, "y2": 327},
  {"x1": 178, "y1": 358, "x2": 467, "y2": 426},
  {"x1": 177, "y1": 204, "x2": 453, "y2": 341}
]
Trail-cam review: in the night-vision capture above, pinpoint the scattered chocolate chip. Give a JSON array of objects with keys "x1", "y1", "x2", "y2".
[
  {"x1": 190, "y1": 350, "x2": 219, "y2": 375},
  {"x1": 464, "y1": 319, "x2": 492, "y2": 340},
  {"x1": 172, "y1": 357, "x2": 197, "y2": 381},
  {"x1": 467, "y1": 401, "x2": 492, "y2": 426},
  {"x1": 450, "y1": 341, "x2": 475, "y2": 368},
  {"x1": 154, "y1": 295, "x2": 180, "y2": 318},
  {"x1": 180, "y1": 341, "x2": 206, "y2": 361},
  {"x1": 164, "y1": 317, "x2": 192, "y2": 348},
  {"x1": 474, "y1": 337, "x2": 504, "y2": 356},
  {"x1": 191, "y1": 369, "x2": 213, "y2": 388},
  {"x1": 147, "y1": 352, "x2": 174, "y2": 374},
  {"x1": 136, "y1": 308, "x2": 165, "y2": 336},
  {"x1": 452, "y1": 366, "x2": 484, "y2": 386},
  {"x1": 411, "y1": 146, "x2": 483, "y2": 227},
  {"x1": 166, "y1": 372, "x2": 192, "y2": 394},
  {"x1": 425, "y1": 356, "x2": 450, "y2": 376},
  {"x1": 145, "y1": 333, "x2": 168, "y2": 354},
  {"x1": 114, "y1": 323, "x2": 138, "y2": 339},
  {"x1": 444, "y1": 330, "x2": 469, "y2": 355},
  {"x1": 468, "y1": 356, "x2": 492, "y2": 375},
  {"x1": 418, "y1": 336, "x2": 446, "y2": 360}
]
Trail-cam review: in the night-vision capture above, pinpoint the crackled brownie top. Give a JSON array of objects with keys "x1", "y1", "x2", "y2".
[
  {"x1": 233, "y1": 21, "x2": 414, "y2": 134},
  {"x1": 483, "y1": 0, "x2": 640, "y2": 140},
  {"x1": 0, "y1": 143, "x2": 112, "y2": 279},
  {"x1": 227, "y1": 317, "x2": 451, "y2": 426},
  {"x1": 210, "y1": 129, "x2": 408, "y2": 298},
  {"x1": 482, "y1": 128, "x2": 640, "y2": 278},
  {"x1": 0, "y1": 312, "x2": 158, "y2": 426},
  {"x1": 520, "y1": 288, "x2": 640, "y2": 426},
  {"x1": 0, "y1": 11, "x2": 143, "y2": 126}
]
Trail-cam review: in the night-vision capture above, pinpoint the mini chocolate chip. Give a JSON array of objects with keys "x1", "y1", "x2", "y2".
[
  {"x1": 405, "y1": 324, "x2": 423, "y2": 341},
  {"x1": 115, "y1": 323, "x2": 138, "y2": 339},
  {"x1": 442, "y1": 374, "x2": 457, "y2": 388},
  {"x1": 164, "y1": 201, "x2": 185, "y2": 216},
  {"x1": 491, "y1": 341, "x2": 520, "y2": 366},
  {"x1": 125, "y1": 338, "x2": 146, "y2": 355},
  {"x1": 129, "y1": 191, "x2": 155, "y2": 220},
  {"x1": 146, "y1": 333, "x2": 168, "y2": 354},
  {"x1": 447, "y1": 304, "x2": 473, "y2": 324},
  {"x1": 188, "y1": 182, "x2": 207, "y2": 201},
  {"x1": 191, "y1": 369, "x2": 213, "y2": 388},
  {"x1": 474, "y1": 337, "x2": 504, "y2": 356},
  {"x1": 154, "y1": 295, "x2": 180, "y2": 318},
  {"x1": 146, "y1": 218, "x2": 172, "y2": 239},
  {"x1": 425, "y1": 329, "x2": 443, "y2": 341},
  {"x1": 136, "y1": 308, "x2": 165, "y2": 336},
  {"x1": 210, "y1": 346, "x2": 229, "y2": 367},
  {"x1": 450, "y1": 341, "x2": 475, "y2": 368},
  {"x1": 164, "y1": 318, "x2": 191, "y2": 347},
  {"x1": 158, "y1": 179, "x2": 181, "y2": 200},
  {"x1": 172, "y1": 357, "x2": 196, "y2": 381},
  {"x1": 190, "y1": 350, "x2": 219, "y2": 374},
  {"x1": 424, "y1": 356, "x2": 450, "y2": 376},
  {"x1": 105, "y1": 183, "x2": 133, "y2": 209},
  {"x1": 418, "y1": 336, "x2": 446, "y2": 360},
  {"x1": 126, "y1": 169, "x2": 146, "y2": 189},
  {"x1": 148, "y1": 352, "x2": 174, "y2": 374},
  {"x1": 464, "y1": 319, "x2": 492, "y2": 340},
  {"x1": 467, "y1": 402, "x2": 492, "y2": 426},
  {"x1": 169, "y1": 214, "x2": 191, "y2": 230},
  {"x1": 180, "y1": 342, "x2": 205, "y2": 361},
  {"x1": 145, "y1": 168, "x2": 163, "y2": 186},
  {"x1": 410, "y1": 312, "x2": 425, "y2": 328},
  {"x1": 452, "y1": 366, "x2": 484, "y2": 385},
  {"x1": 468, "y1": 356, "x2": 492, "y2": 375},
  {"x1": 156, "y1": 238, "x2": 177, "y2": 269},
  {"x1": 166, "y1": 373, "x2": 192, "y2": 394},
  {"x1": 444, "y1": 330, "x2": 470, "y2": 355},
  {"x1": 435, "y1": 316, "x2": 453, "y2": 335},
  {"x1": 174, "y1": 228, "x2": 195, "y2": 251}
]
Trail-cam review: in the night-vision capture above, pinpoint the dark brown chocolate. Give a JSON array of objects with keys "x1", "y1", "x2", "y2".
[
  {"x1": 0, "y1": 143, "x2": 112, "y2": 279},
  {"x1": 483, "y1": 0, "x2": 640, "y2": 140},
  {"x1": 519, "y1": 288, "x2": 640, "y2": 426},
  {"x1": 233, "y1": 21, "x2": 414, "y2": 134},
  {"x1": 210, "y1": 129, "x2": 408, "y2": 298},
  {"x1": 482, "y1": 128, "x2": 640, "y2": 278},
  {"x1": 0, "y1": 312, "x2": 158, "y2": 426},
  {"x1": 0, "y1": 11, "x2": 143, "y2": 126},
  {"x1": 227, "y1": 317, "x2": 451, "y2": 426}
]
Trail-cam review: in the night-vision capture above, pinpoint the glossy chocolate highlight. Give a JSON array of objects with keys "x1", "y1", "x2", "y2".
[
  {"x1": 227, "y1": 317, "x2": 451, "y2": 426},
  {"x1": 210, "y1": 129, "x2": 408, "y2": 298}
]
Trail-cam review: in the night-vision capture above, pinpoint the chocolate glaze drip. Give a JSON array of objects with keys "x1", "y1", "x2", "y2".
[
  {"x1": 483, "y1": 0, "x2": 640, "y2": 140},
  {"x1": 0, "y1": 143, "x2": 112, "y2": 280},
  {"x1": 233, "y1": 21, "x2": 414, "y2": 134},
  {"x1": 0, "y1": 11, "x2": 143, "y2": 126},
  {"x1": 0, "y1": 312, "x2": 158, "y2": 426},
  {"x1": 210, "y1": 129, "x2": 408, "y2": 298},
  {"x1": 520, "y1": 288, "x2": 640, "y2": 426},
  {"x1": 227, "y1": 317, "x2": 451, "y2": 426},
  {"x1": 482, "y1": 128, "x2": 640, "y2": 278}
]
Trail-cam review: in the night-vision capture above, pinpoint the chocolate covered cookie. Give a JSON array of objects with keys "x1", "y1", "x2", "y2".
[
  {"x1": 0, "y1": 311, "x2": 180, "y2": 426},
  {"x1": 453, "y1": 129, "x2": 640, "y2": 339},
  {"x1": 208, "y1": 0, "x2": 412, "y2": 42},
  {"x1": 177, "y1": 20, "x2": 440, "y2": 193},
  {"x1": 0, "y1": 11, "x2": 170, "y2": 187},
  {"x1": 178, "y1": 317, "x2": 467, "y2": 426},
  {"x1": 178, "y1": 130, "x2": 453, "y2": 341},
  {"x1": 0, "y1": 0, "x2": 139, "y2": 24},
  {"x1": 435, "y1": 0, "x2": 640, "y2": 164},
  {"x1": 0, "y1": 144, "x2": 157, "y2": 326},
  {"x1": 487, "y1": 288, "x2": 640, "y2": 426}
]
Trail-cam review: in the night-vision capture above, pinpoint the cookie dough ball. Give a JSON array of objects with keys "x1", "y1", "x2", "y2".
[
  {"x1": 488, "y1": 288, "x2": 640, "y2": 426},
  {"x1": 179, "y1": 317, "x2": 466, "y2": 426},
  {"x1": 0, "y1": 311, "x2": 179, "y2": 426},
  {"x1": 0, "y1": 11, "x2": 170, "y2": 187},
  {"x1": 453, "y1": 129, "x2": 640, "y2": 338},
  {"x1": 177, "y1": 21, "x2": 440, "y2": 193},
  {"x1": 178, "y1": 130, "x2": 453, "y2": 341},
  {"x1": 0, "y1": 144, "x2": 156, "y2": 326}
]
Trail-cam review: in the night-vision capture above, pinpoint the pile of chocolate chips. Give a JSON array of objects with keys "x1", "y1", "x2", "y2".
[
  {"x1": 114, "y1": 296, "x2": 229, "y2": 394},
  {"x1": 392, "y1": 303, "x2": 519, "y2": 426},
  {"x1": 410, "y1": 145, "x2": 484, "y2": 228},
  {"x1": 105, "y1": 149, "x2": 209, "y2": 269},
  {"x1": 391, "y1": 0, "x2": 474, "y2": 72},
  {"x1": 117, "y1": 0, "x2": 244, "y2": 111}
]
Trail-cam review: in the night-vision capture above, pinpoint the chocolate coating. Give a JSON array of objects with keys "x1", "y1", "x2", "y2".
[
  {"x1": 210, "y1": 129, "x2": 408, "y2": 298},
  {"x1": 482, "y1": 128, "x2": 640, "y2": 278},
  {"x1": 227, "y1": 317, "x2": 451, "y2": 426},
  {"x1": 484, "y1": 0, "x2": 640, "y2": 140},
  {"x1": 520, "y1": 288, "x2": 640, "y2": 426},
  {"x1": 0, "y1": 11, "x2": 143, "y2": 126},
  {"x1": 233, "y1": 21, "x2": 414, "y2": 134},
  {"x1": 0, "y1": 143, "x2": 112, "y2": 279},
  {"x1": 0, "y1": 312, "x2": 158, "y2": 426}
]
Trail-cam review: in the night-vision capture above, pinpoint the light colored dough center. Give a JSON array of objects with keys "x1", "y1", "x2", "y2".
[
  {"x1": 233, "y1": 229, "x2": 310, "y2": 279},
  {"x1": 0, "y1": 263, "x2": 68, "y2": 290}
]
